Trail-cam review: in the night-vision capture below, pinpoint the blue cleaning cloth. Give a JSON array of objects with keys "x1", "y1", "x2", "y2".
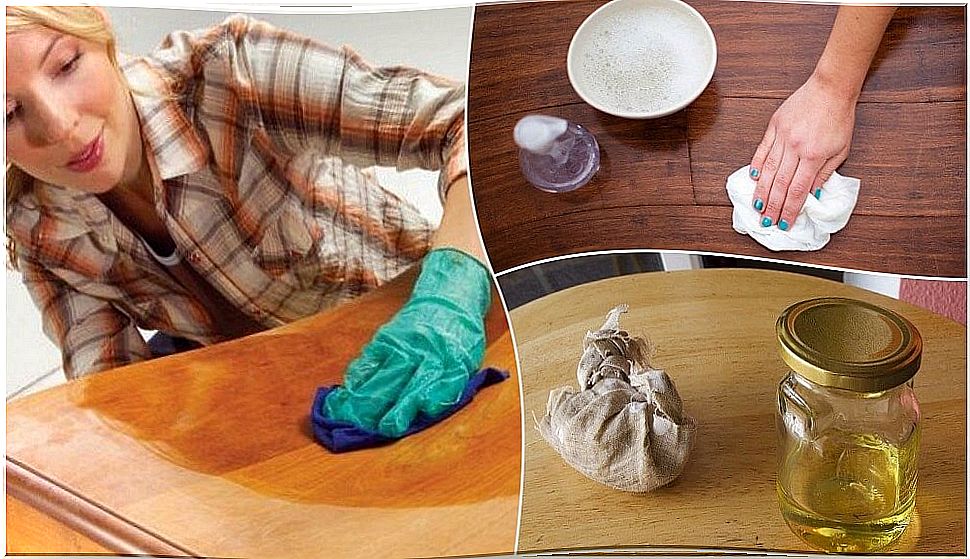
[{"x1": 311, "y1": 367, "x2": 509, "y2": 453}]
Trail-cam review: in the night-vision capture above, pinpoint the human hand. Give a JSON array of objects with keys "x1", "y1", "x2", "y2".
[
  {"x1": 321, "y1": 248, "x2": 491, "y2": 438},
  {"x1": 749, "y1": 75, "x2": 858, "y2": 231}
]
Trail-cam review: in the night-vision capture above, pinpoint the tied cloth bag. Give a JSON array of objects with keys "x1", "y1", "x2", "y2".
[{"x1": 536, "y1": 304, "x2": 696, "y2": 492}]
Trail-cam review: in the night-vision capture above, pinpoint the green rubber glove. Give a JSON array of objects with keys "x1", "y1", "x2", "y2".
[{"x1": 323, "y1": 248, "x2": 492, "y2": 438}]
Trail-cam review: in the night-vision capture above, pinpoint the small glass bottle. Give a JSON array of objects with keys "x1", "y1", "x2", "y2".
[
  {"x1": 775, "y1": 297, "x2": 922, "y2": 553},
  {"x1": 513, "y1": 114, "x2": 600, "y2": 193}
]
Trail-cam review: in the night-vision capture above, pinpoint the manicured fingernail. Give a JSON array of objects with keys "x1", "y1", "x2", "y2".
[
  {"x1": 753, "y1": 198, "x2": 764, "y2": 211},
  {"x1": 778, "y1": 219, "x2": 789, "y2": 231},
  {"x1": 814, "y1": 188, "x2": 822, "y2": 199},
  {"x1": 761, "y1": 216, "x2": 772, "y2": 227},
  {"x1": 750, "y1": 168, "x2": 760, "y2": 179}
]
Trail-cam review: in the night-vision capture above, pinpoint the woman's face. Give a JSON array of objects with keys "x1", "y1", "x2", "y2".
[{"x1": 6, "y1": 25, "x2": 142, "y2": 194}]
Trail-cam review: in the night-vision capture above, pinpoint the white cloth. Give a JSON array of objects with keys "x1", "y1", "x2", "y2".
[
  {"x1": 536, "y1": 305, "x2": 696, "y2": 493},
  {"x1": 725, "y1": 165, "x2": 861, "y2": 251}
]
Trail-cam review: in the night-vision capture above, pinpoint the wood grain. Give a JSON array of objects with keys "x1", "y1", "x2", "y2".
[
  {"x1": 470, "y1": 103, "x2": 692, "y2": 233},
  {"x1": 469, "y1": 1, "x2": 593, "y2": 124},
  {"x1": 688, "y1": 97, "x2": 968, "y2": 217},
  {"x1": 6, "y1": 268, "x2": 521, "y2": 558},
  {"x1": 468, "y1": 0, "x2": 967, "y2": 277},
  {"x1": 481, "y1": 205, "x2": 966, "y2": 277},
  {"x1": 696, "y1": 3, "x2": 966, "y2": 102},
  {"x1": 511, "y1": 269, "x2": 966, "y2": 553},
  {"x1": 6, "y1": 459, "x2": 192, "y2": 555},
  {"x1": 7, "y1": 495, "x2": 112, "y2": 554},
  {"x1": 469, "y1": 1, "x2": 966, "y2": 125}
]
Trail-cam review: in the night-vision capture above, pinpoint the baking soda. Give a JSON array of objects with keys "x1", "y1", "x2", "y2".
[{"x1": 578, "y1": 6, "x2": 712, "y2": 114}]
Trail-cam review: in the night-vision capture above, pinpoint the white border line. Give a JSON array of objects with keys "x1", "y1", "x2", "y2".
[
  {"x1": 457, "y1": 4, "x2": 526, "y2": 555},
  {"x1": 10, "y1": 0, "x2": 482, "y2": 11},
  {"x1": 495, "y1": 248, "x2": 969, "y2": 282}
]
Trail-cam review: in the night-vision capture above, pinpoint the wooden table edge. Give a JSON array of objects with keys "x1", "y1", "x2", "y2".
[{"x1": 6, "y1": 458, "x2": 196, "y2": 556}]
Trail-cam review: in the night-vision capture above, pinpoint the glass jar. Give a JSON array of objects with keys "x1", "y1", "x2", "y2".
[{"x1": 775, "y1": 297, "x2": 922, "y2": 553}]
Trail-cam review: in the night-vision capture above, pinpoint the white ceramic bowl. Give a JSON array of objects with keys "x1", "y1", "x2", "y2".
[{"x1": 567, "y1": 0, "x2": 717, "y2": 119}]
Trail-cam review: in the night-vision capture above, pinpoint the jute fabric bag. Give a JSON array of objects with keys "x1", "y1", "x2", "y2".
[{"x1": 537, "y1": 305, "x2": 696, "y2": 492}]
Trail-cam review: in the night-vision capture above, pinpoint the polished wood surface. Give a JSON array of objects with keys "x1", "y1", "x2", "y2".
[
  {"x1": 6, "y1": 495, "x2": 111, "y2": 554},
  {"x1": 6, "y1": 269, "x2": 521, "y2": 558},
  {"x1": 512, "y1": 269, "x2": 966, "y2": 553},
  {"x1": 469, "y1": 1, "x2": 967, "y2": 277}
]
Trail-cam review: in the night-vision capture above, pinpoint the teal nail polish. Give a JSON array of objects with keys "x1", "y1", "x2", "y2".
[
  {"x1": 815, "y1": 188, "x2": 822, "y2": 199},
  {"x1": 761, "y1": 216, "x2": 772, "y2": 227},
  {"x1": 753, "y1": 198, "x2": 764, "y2": 211},
  {"x1": 778, "y1": 219, "x2": 789, "y2": 231},
  {"x1": 750, "y1": 168, "x2": 760, "y2": 179}
]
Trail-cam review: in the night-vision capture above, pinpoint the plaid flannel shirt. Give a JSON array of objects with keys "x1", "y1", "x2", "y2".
[{"x1": 7, "y1": 15, "x2": 467, "y2": 378}]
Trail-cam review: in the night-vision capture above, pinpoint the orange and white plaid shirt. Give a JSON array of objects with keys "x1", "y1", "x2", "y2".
[{"x1": 7, "y1": 15, "x2": 467, "y2": 378}]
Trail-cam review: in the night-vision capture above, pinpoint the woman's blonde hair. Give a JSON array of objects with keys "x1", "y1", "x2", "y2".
[{"x1": 5, "y1": 6, "x2": 120, "y2": 268}]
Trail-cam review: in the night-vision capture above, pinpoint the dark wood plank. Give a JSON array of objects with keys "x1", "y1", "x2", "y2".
[
  {"x1": 688, "y1": 96, "x2": 967, "y2": 217},
  {"x1": 863, "y1": 7, "x2": 966, "y2": 103},
  {"x1": 469, "y1": 1, "x2": 594, "y2": 124},
  {"x1": 697, "y1": 3, "x2": 966, "y2": 101},
  {"x1": 469, "y1": 0, "x2": 967, "y2": 278},
  {"x1": 485, "y1": 205, "x2": 965, "y2": 277},
  {"x1": 469, "y1": 103, "x2": 693, "y2": 231},
  {"x1": 469, "y1": 1, "x2": 967, "y2": 125},
  {"x1": 695, "y1": 0, "x2": 833, "y2": 100}
]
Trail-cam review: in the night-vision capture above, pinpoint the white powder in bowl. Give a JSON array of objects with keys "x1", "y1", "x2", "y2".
[{"x1": 577, "y1": 4, "x2": 713, "y2": 115}]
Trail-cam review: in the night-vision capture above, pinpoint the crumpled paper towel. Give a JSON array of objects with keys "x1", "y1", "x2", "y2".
[
  {"x1": 726, "y1": 165, "x2": 861, "y2": 251},
  {"x1": 536, "y1": 305, "x2": 696, "y2": 493}
]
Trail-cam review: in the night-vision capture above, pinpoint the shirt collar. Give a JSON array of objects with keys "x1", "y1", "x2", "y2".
[
  {"x1": 11, "y1": 55, "x2": 208, "y2": 253},
  {"x1": 120, "y1": 53, "x2": 209, "y2": 181}
]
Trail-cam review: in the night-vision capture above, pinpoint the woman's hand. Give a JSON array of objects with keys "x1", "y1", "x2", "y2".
[
  {"x1": 321, "y1": 174, "x2": 492, "y2": 438},
  {"x1": 747, "y1": 5, "x2": 897, "y2": 232},
  {"x1": 321, "y1": 248, "x2": 491, "y2": 438},
  {"x1": 749, "y1": 75, "x2": 857, "y2": 231}
]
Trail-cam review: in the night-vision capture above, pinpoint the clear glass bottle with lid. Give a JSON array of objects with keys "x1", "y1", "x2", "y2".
[{"x1": 775, "y1": 297, "x2": 922, "y2": 553}]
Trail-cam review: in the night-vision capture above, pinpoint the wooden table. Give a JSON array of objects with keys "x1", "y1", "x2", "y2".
[
  {"x1": 469, "y1": 1, "x2": 967, "y2": 277},
  {"x1": 512, "y1": 269, "x2": 966, "y2": 553},
  {"x1": 6, "y1": 269, "x2": 521, "y2": 558}
]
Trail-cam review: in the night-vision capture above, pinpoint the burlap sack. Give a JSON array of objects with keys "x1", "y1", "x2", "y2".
[{"x1": 537, "y1": 304, "x2": 696, "y2": 492}]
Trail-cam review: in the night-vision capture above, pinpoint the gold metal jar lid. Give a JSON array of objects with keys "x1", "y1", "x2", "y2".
[{"x1": 776, "y1": 297, "x2": 922, "y2": 392}]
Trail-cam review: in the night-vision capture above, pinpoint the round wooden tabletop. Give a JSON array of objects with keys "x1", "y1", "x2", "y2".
[
  {"x1": 6, "y1": 270, "x2": 522, "y2": 558},
  {"x1": 511, "y1": 268, "x2": 966, "y2": 553}
]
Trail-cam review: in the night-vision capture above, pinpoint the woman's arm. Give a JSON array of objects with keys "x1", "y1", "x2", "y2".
[
  {"x1": 749, "y1": 6, "x2": 897, "y2": 231},
  {"x1": 814, "y1": 6, "x2": 898, "y2": 98},
  {"x1": 152, "y1": 15, "x2": 467, "y2": 201},
  {"x1": 429, "y1": 176, "x2": 486, "y2": 263},
  {"x1": 318, "y1": 177, "x2": 495, "y2": 439},
  {"x1": 19, "y1": 256, "x2": 151, "y2": 378}
]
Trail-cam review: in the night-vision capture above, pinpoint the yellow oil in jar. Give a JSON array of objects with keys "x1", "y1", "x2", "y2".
[{"x1": 777, "y1": 430, "x2": 919, "y2": 552}]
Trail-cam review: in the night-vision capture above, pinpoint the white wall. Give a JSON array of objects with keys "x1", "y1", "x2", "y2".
[
  {"x1": 843, "y1": 271, "x2": 902, "y2": 299},
  {"x1": 107, "y1": 7, "x2": 471, "y2": 80}
]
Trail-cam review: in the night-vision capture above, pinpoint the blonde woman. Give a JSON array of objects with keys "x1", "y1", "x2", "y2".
[{"x1": 5, "y1": 6, "x2": 491, "y2": 441}]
